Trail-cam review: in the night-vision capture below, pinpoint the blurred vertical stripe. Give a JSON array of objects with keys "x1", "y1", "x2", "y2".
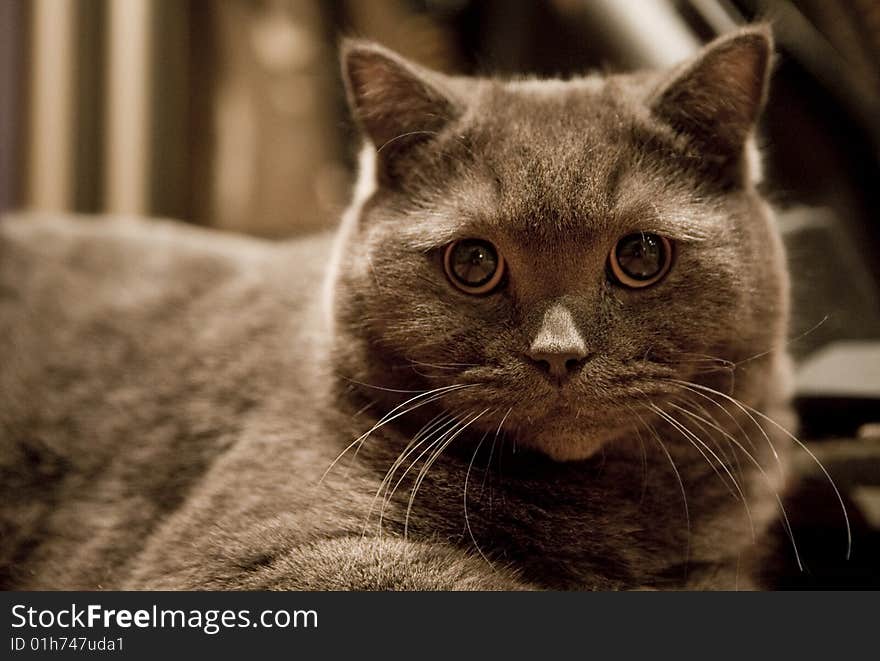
[
  {"x1": 27, "y1": 0, "x2": 75, "y2": 211},
  {"x1": 0, "y1": 0, "x2": 25, "y2": 214},
  {"x1": 74, "y1": 0, "x2": 106, "y2": 214},
  {"x1": 104, "y1": 0, "x2": 153, "y2": 215}
]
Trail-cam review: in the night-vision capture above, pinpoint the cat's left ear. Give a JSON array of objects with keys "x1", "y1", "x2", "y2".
[
  {"x1": 341, "y1": 40, "x2": 461, "y2": 184},
  {"x1": 649, "y1": 26, "x2": 773, "y2": 183}
]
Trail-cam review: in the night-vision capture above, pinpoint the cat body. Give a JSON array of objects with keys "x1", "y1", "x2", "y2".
[{"x1": 0, "y1": 28, "x2": 796, "y2": 590}]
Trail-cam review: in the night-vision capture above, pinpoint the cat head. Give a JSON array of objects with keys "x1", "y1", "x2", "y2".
[{"x1": 329, "y1": 27, "x2": 789, "y2": 461}]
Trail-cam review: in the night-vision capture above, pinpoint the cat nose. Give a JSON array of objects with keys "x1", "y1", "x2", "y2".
[
  {"x1": 526, "y1": 303, "x2": 589, "y2": 381},
  {"x1": 527, "y1": 347, "x2": 589, "y2": 379}
]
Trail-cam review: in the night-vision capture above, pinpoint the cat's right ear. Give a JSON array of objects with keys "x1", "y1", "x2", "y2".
[{"x1": 341, "y1": 40, "x2": 460, "y2": 184}]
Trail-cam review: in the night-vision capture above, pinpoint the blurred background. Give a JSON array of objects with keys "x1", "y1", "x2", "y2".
[{"x1": 1, "y1": 0, "x2": 879, "y2": 587}]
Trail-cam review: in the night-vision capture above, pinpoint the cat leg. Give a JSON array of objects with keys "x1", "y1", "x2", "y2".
[{"x1": 124, "y1": 536, "x2": 531, "y2": 591}]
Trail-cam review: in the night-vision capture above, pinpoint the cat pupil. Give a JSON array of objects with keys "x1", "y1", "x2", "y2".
[
  {"x1": 617, "y1": 234, "x2": 663, "y2": 279},
  {"x1": 452, "y1": 240, "x2": 497, "y2": 285}
]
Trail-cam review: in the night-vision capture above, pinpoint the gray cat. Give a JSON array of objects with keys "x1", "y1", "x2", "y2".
[{"x1": 1, "y1": 27, "x2": 810, "y2": 590}]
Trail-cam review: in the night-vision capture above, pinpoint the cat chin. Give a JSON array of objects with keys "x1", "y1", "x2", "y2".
[
  {"x1": 516, "y1": 428, "x2": 614, "y2": 462},
  {"x1": 501, "y1": 405, "x2": 637, "y2": 461}
]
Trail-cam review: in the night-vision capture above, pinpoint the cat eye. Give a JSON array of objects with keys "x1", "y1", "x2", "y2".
[
  {"x1": 609, "y1": 232, "x2": 673, "y2": 288},
  {"x1": 443, "y1": 239, "x2": 505, "y2": 295}
]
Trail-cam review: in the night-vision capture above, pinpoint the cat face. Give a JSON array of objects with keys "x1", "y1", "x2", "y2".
[{"x1": 332, "y1": 28, "x2": 789, "y2": 461}]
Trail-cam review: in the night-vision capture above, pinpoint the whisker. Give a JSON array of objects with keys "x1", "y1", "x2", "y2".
[
  {"x1": 668, "y1": 398, "x2": 742, "y2": 481},
  {"x1": 650, "y1": 403, "x2": 755, "y2": 541},
  {"x1": 362, "y1": 411, "x2": 452, "y2": 537},
  {"x1": 407, "y1": 358, "x2": 479, "y2": 371},
  {"x1": 633, "y1": 423, "x2": 650, "y2": 506},
  {"x1": 630, "y1": 406, "x2": 691, "y2": 573},
  {"x1": 646, "y1": 401, "x2": 740, "y2": 502},
  {"x1": 677, "y1": 394, "x2": 753, "y2": 509},
  {"x1": 338, "y1": 374, "x2": 434, "y2": 394},
  {"x1": 746, "y1": 404, "x2": 851, "y2": 561},
  {"x1": 353, "y1": 399, "x2": 378, "y2": 417},
  {"x1": 404, "y1": 408, "x2": 490, "y2": 539},
  {"x1": 464, "y1": 418, "x2": 499, "y2": 572},
  {"x1": 669, "y1": 379, "x2": 777, "y2": 466},
  {"x1": 380, "y1": 414, "x2": 467, "y2": 533},
  {"x1": 670, "y1": 352, "x2": 736, "y2": 369},
  {"x1": 376, "y1": 130, "x2": 439, "y2": 155},
  {"x1": 480, "y1": 407, "x2": 512, "y2": 500},
  {"x1": 373, "y1": 413, "x2": 461, "y2": 535},
  {"x1": 320, "y1": 383, "x2": 478, "y2": 484},
  {"x1": 735, "y1": 314, "x2": 830, "y2": 366},
  {"x1": 670, "y1": 400, "x2": 803, "y2": 570}
]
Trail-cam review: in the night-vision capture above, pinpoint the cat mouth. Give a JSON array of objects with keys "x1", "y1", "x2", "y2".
[{"x1": 497, "y1": 391, "x2": 635, "y2": 431}]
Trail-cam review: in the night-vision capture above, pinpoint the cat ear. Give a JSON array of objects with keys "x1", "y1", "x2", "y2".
[
  {"x1": 649, "y1": 26, "x2": 773, "y2": 181},
  {"x1": 341, "y1": 40, "x2": 459, "y2": 181}
]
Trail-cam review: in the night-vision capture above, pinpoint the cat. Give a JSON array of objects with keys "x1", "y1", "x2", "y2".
[{"x1": 1, "y1": 26, "x2": 806, "y2": 590}]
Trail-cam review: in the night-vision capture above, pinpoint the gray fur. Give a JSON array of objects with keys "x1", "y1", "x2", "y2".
[{"x1": 1, "y1": 27, "x2": 795, "y2": 590}]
